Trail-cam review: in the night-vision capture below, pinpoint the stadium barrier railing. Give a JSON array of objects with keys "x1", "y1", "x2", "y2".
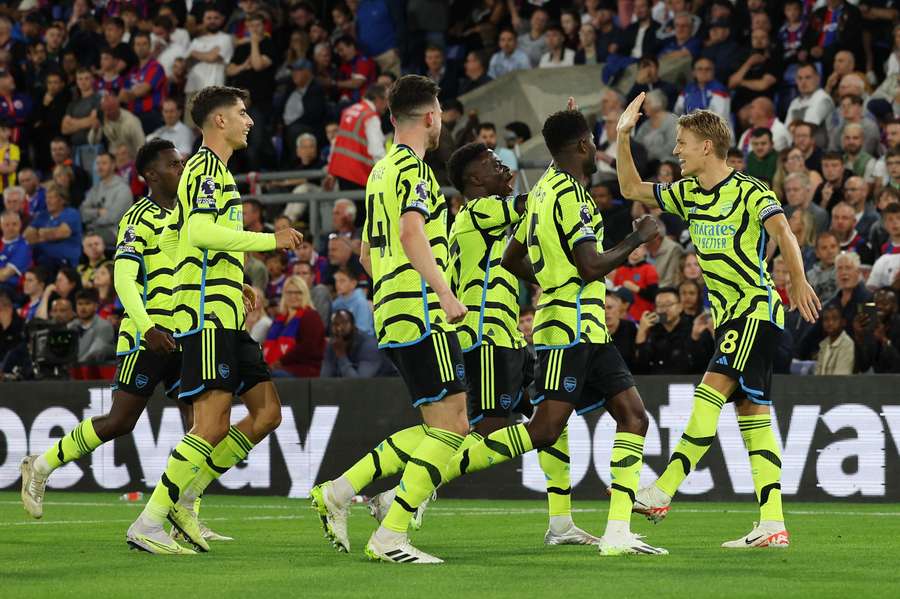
[{"x1": 1, "y1": 376, "x2": 896, "y2": 502}]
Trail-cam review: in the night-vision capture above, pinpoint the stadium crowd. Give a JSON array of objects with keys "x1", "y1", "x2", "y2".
[{"x1": 1, "y1": 0, "x2": 900, "y2": 381}]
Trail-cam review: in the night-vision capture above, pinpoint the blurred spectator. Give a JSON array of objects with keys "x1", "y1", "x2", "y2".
[
  {"x1": 24, "y1": 184, "x2": 82, "y2": 269},
  {"x1": 634, "y1": 287, "x2": 713, "y2": 375},
  {"x1": 36, "y1": 266, "x2": 82, "y2": 322},
  {"x1": 678, "y1": 279, "x2": 703, "y2": 318},
  {"x1": 263, "y1": 275, "x2": 325, "y2": 377},
  {"x1": 774, "y1": 146, "x2": 824, "y2": 203},
  {"x1": 0, "y1": 69, "x2": 33, "y2": 157},
  {"x1": 841, "y1": 123, "x2": 875, "y2": 180},
  {"x1": 0, "y1": 120, "x2": 19, "y2": 193},
  {"x1": 168, "y1": 58, "x2": 188, "y2": 106},
  {"x1": 97, "y1": 47, "x2": 128, "y2": 96},
  {"x1": 784, "y1": 172, "x2": 829, "y2": 235},
  {"x1": 311, "y1": 41, "x2": 338, "y2": 103},
  {"x1": 605, "y1": 292, "x2": 637, "y2": 368},
  {"x1": 843, "y1": 176, "x2": 879, "y2": 239},
  {"x1": 44, "y1": 22, "x2": 66, "y2": 65},
  {"x1": 19, "y1": 266, "x2": 48, "y2": 322},
  {"x1": 815, "y1": 304, "x2": 855, "y2": 375},
  {"x1": 591, "y1": 180, "x2": 632, "y2": 248},
  {"x1": 244, "y1": 251, "x2": 268, "y2": 290},
  {"x1": 678, "y1": 251, "x2": 704, "y2": 288},
  {"x1": 265, "y1": 252, "x2": 288, "y2": 304},
  {"x1": 282, "y1": 59, "x2": 328, "y2": 152},
  {"x1": 539, "y1": 23, "x2": 575, "y2": 68},
  {"x1": 291, "y1": 133, "x2": 326, "y2": 172},
  {"x1": 77, "y1": 232, "x2": 111, "y2": 288},
  {"x1": 68, "y1": 288, "x2": 115, "y2": 364},
  {"x1": 477, "y1": 122, "x2": 518, "y2": 182},
  {"x1": 658, "y1": 12, "x2": 701, "y2": 60},
  {"x1": 810, "y1": 1, "x2": 864, "y2": 74},
  {"x1": 573, "y1": 22, "x2": 601, "y2": 66},
  {"x1": 626, "y1": 56, "x2": 678, "y2": 110},
  {"x1": 745, "y1": 128, "x2": 778, "y2": 183},
  {"x1": 3, "y1": 186, "x2": 26, "y2": 221},
  {"x1": 789, "y1": 208, "x2": 819, "y2": 271},
  {"x1": 0, "y1": 289, "x2": 24, "y2": 371},
  {"x1": 245, "y1": 286, "x2": 272, "y2": 343},
  {"x1": 334, "y1": 35, "x2": 376, "y2": 105},
  {"x1": 772, "y1": 256, "x2": 792, "y2": 308},
  {"x1": 226, "y1": 11, "x2": 277, "y2": 170},
  {"x1": 728, "y1": 28, "x2": 781, "y2": 119},
  {"x1": 517, "y1": 7, "x2": 549, "y2": 67},
  {"x1": 91, "y1": 262, "x2": 118, "y2": 320},
  {"x1": 321, "y1": 309, "x2": 394, "y2": 378},
  {"x1": 786, "y1": 63, "x2": 835, "y2": 129},
  {"x1": 326, "y1": 84, "x2": 387, "y2": 190},
  {"x1": 49, "y1": 296, "x2": 75, "y2": 326},
  {"x1": 807, "y1": 231, "x2": 841, "y2": 304},
  {"x1": 815, "y1": 151, "x2": 853, "y2": 209},
  {"x1": 634, "y1": 90, "x2": 677, "y2": 164},
  {"x1": 295, "y1": 261, "x2": 332, "y2": 324},
  {"x1": 332, "y1": 266, "x2": 374, "y2": 336},
  {"x1": 62, "y1": 69, "x2": 101, "y2": 170},
  {"x1": 151, "y1": 15, "x2": 190, "y2": 77},
  {"x1": 617, "y1": 0, "x2": 658, "y2": 59},
  {"x1": 91, "y1": 93, "x2": 145, "y2": 160},
  {"x1": 831, "y1": 251, "x2": 874, "y2": 335},
  {"x1": 853, "y1": 289, "x2": 900, "y2": 373},
  {"x1": 147, "y1": 98, "x2": 195, "y2": 156},
  {"x1": 186, "y1": 8, "x2": 233, "y2": 95},
  {"x1": 32, "y1": 72, "x2": 71, "y2": 174},
  {"x1": 460, "y1": 50, "x2": 492, "y2": 94},
  {"x1": 518, "y1": 305, "x2": 535, "y2": 352},
  {"x1": 791, "y1": 121, "x2": 824, "y2": 174},
  {"x1": 114, "y1": 143, "x2": 147, "y2": 198},
  {"x1": 321, "y1": 198, "x2": 361, "y2": 254},
  {"x1": 830, "y1": 201, "x2": 875, "y2": 265},
  {"x1": 243, "y1": 198, "x2": 274, "y2": 234},
  {"x1": 489, "y1": 28, "x2": 531, "y2": 78},
  {"x1": 81, "y1": 153, "x2": 133, "y2": 246},
  {"x1": 422, "y1": 45, "x2": 459, "y2": 102},
  {"x1": 324, "y1": 233, "x2": 366, "y2": 290},
  {"x1": 18, "y1": 169, "x2": 45, "y2": 218},
  {"x1": 737, "y1": 98, "x2": 791, "y2": 153},
  {"x1": 701, "y1": 19, "x2": 740, "y2": 85},
  {"x1": 120, "y1": 30, "x2": 168, "y2": 134},
  {"x1": 645, "y1": 219, "x2": 683, "y2": 288},
  {"x1": 0, "y1": 210, "x2": 29, "y2": 293},
  {"x1": 869, "y1": 187, "x2": 900, "y2": 256},
  {"x1": 674, "y1": 57, "x2": 730, "y2": 116},
  {"x1": 101, "y1": 16, "x2": 137, "y2": 73},
  {"x1": 828, "y1": 95, "x2": 880, "y2": 156},
  {"x1": 355, "y1": 0, "x2": 401, "y2": 77},
  {"x1": 613, "y1": 245, "x2": 659, "y2": 322}
]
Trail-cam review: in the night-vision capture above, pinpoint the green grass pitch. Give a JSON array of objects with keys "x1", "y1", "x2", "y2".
[{"x1": 2, "y1": 492, "x2": 898, "y2": 598}]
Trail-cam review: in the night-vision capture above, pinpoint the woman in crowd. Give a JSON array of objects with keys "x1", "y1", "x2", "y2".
[
  {"x1": 772, "y1": 146, "x2": 823, "y2": 201},
  {"x1": 678, "y1": 279, "x2": 704, "y2": 318},
  {"x1": 263, "y1": 275, "x2": 325, "y2": 377},
  {"x1": 35, "y1": 266, "x2": 81, "y2": 320},
  {"x1": 91, "y1": 262, "x2": 119, "y2": 320},
  {"x1": 789, "y1": 208, "x2": 818, "y2": 271},
  {"x1": 246, "y1": 286, "x2": 272, "y2": 343}
]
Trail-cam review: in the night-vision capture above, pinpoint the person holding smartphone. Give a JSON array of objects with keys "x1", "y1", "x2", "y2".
[{"x1": 634, "y1": 287, "x2": 714, "y2": 374}]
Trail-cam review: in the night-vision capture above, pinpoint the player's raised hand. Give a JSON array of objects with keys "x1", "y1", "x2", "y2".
[
  {"x1": 439, "y1": 290, "x2": 468, "y2": 324},
  {"x1": 145, "y1": 326, "x2": 176, "y2": 354},
  {"x1": 633, "y1": 214, "x2": 660, "y2": 243},
  {"x1": 275, "y1": 227, "x2": 303, "y2": 250},
  {"x1": 788, "y1": 280, "x2": 821, "y2": 324},
  {"x1": 617, "y1": 91, "x2": 645, "y2": 135}
]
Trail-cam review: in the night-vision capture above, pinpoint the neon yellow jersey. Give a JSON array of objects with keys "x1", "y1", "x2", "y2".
[
  {"x1": 363, "y1": 144, "x2": 451, "y2": 347},
  {"x1": 654, "y1": 170, "x2": 785, "y2": 328},
  {"x1": 170, "y1": 147, "x2": 246, "y2": 334},
  {"x1": 114, "y1": 197, "x2": 175, "y2": 354},
  {"x1": 449, "y1": 196, "x2": 524, "y2": 350},
  {"x1": 520, "y1": 167, "x2": 610, "y2": 348}
]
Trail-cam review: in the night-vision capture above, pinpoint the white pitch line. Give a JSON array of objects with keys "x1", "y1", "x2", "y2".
[{"x1": 0, "y1": 514, "x2": 307, "y2": 527}]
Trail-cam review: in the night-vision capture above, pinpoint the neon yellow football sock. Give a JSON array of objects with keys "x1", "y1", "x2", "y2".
[
  {"x1": 739, "y1": 414, "x2": 784, "y2": 522},
  {"x1": 182, "y1": 426, "x2": 255, "y2": 505},
  {"x1": 538, "y1": 426, "x2": 572, "y2": 517},
  {"x1": 143, "y1": 434, "x2": 212, "y2": 524},
  {"x1": 41, "y1": 417, "x2": 103, "y2": 472},
  {"x1": 443, "y1": 423, "x2": 533, "y2": 482},
  {"x1": 608, "y1": 432, "x2": 645, "y2": 522},
  {"x1": 343, "y1": 425, "x2": 427, "y2": 493}
]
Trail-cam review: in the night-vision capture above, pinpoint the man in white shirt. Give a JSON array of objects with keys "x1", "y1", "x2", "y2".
[
  {"x1": 185, "y1": 8, "x2": 234, "y2": 95},
  {"x1": 737, "y1": 97, "x2": 791, "y2": 152},
  {"x1": 871, "y1": 119, "x2": 900, "y2": 193},
  {"x1": 489, "y1": 28, "x2": 532, "y2": 79},
  {"x1": 147, "y1": 98, "x2": 195, "y2": 156},
  {"x1": 786, "y1": 63, "x2": 834, "y2": 127},
  {"x1": 150, "y1": 14, "x2": 189, "y2": 77}
]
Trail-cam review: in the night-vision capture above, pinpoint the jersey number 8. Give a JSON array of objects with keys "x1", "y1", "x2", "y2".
[{"x1": 719, "y1": 329, "x2": 740, "y2": 354}]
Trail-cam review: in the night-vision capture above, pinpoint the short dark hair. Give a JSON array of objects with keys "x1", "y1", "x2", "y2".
[
  {"x1": 332, "y1": 308, "x2": 355, "y2": 324},
  {"x1": 104, "y1": 16, "x2": 125, "y2": 29},
  {"x1": 153, "y1": 15, "x2": 174, "y2": 32},
  {"x1": 246, "y1": 11, "x2": 266, "y2": 23},
  {"x1": 545, "y1": 21, "x2": 564, "y2": 34},
  {"x1": 656, "y1": 286, "x2": 679, "y2": 300},
  {"x1": 821, "y1": 150, "x2": 844, "y2": 162},
  {"x1": 447, "y1": 142, "x2": 489, "y2": 192},
  {"x1": 883, "y1": 203, "x2": 900, "y2": 216},
  {"x1": 135, "y1": 138, "x2": 176, "y2": 177},
  {"x1": 364, "y1": 83, "x2": 387, "y2": 102},
  {"x1": 887, "y1": 147, "x2": 900, "y2": 159},
  {"x1": 841, "y1": 94, "x2": 864, "y2": 107},
  {"x1": 726, "y1": 148, "x2": 744, "y2": 159},
  {"x1": 816, "y1": 230, "x2": 838, "y2": 244},
  {"x1": 388, "y1": 75, "x2": 440, "y2": 122},
  {"x1": 131, "y1": 30, "x2": 151, "y2": 44},
  {"x1": 266, "y1": 251, "x2": 288, "y2": 266},
  {"x1": 541, "y1": 109, "x2": 590, "y2": 157},
  {"x1": 190, "y1": 86, "x2": 249, "y2": 128},
  {"x1": 336, "y1": 265, "x2": 358, "y2": 280},
  {"x1": 750, "y1": 127, "x2": 773, "y2": 141},
  {"x1": 334, "y1": 35, "x2": 356, "y2": 48},
  {"x1": 477, "y1": 122, "x2": 496, "y2": 134},
  {"x1": 27, "y1": 265, "x2": 50, "y2": 285},
  {"x1": 75, "y1": 288, "x2": 99, "y2": 304},
  {"x1": 243, "y1": 198, "x2": 264, "y2": 213},
  {"x1": 792, "y1": 120, "x2": 815, "y2": 135}
]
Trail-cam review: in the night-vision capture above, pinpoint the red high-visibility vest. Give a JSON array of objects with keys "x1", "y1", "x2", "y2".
[{"x1": 327, "y1": 100, "x2": 378, "y2": 186}]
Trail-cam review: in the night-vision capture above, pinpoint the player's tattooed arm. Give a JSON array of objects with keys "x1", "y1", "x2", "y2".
[
  {"x1": 501, "y1": 236, "x2": 538, "y2": 285},
  {"x1": 573, "y1": 215, "x2": 660, "y2": 282},
  {"x1": 615, "y1": 92, "x2": 656, "y2": 205}
]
